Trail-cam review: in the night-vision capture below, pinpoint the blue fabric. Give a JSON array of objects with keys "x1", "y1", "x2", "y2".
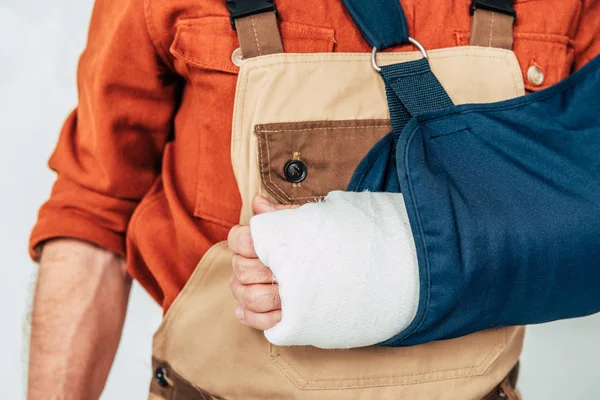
[
  {"x1": 348, "y1": 58, "x2": 453, "y2": 193},
  {"x1": 354, "y1": 54, "x2": 600, "y2": 347},
  {"x1": 341, "y1": 0, "x2": 409, "y2": 49}
]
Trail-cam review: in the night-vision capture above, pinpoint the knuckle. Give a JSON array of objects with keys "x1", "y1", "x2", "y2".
[
  {"x1": 246, "y1": 286, "x2": 261, "y2": 307},
  {"x1": 244, "y1": 311, "x2": 258, "y2": 328},
  {"x1": 232, "y1": 283, "x2": 246, "y2": 306},
  {"x1": 233, "y1": 257, "x2": 246, "y2": 281},
  {"x1": 269, "y1": 290, "x2": 280, "y2": 307},
  {"x1": 227, "y1": 225, "x2": 241, "y2": 249},
  {"x1": 238, "y1": 232, "x2": 253, "y2": 253},
  {"x1": 260, "y1": 267, "x2": 274, "y2": 282},
  {"x1": 272, "y1": 310, "x2": 282, "y2": 324}
]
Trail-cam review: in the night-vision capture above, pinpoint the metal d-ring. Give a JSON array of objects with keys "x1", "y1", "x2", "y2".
[{"x1": 371, "y1": 37, "x2": 428, "y2": 72}]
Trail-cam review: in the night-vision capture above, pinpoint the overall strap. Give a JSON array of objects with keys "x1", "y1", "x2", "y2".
[
  {"x1": 469, "y1": 0, "x2": 516, "y2": 49},
  {"x1": 227, "y1": 0, "x2": 283, "y2": 58},
  {"x1": 341, "y1": 0, "x2": 410, "y2": 50}
]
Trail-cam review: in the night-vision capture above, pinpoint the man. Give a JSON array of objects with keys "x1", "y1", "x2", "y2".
[{"x1": 29, "y1": 0, "x2": 599, "y2": 398}]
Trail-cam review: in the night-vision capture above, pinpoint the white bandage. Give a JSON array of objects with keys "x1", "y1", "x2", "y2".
[{"x1": 250, "y1": 191, "x2": 419, "y2": 349}]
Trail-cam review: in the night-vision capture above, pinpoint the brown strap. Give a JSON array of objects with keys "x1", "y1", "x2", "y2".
[
  {"x1": 233, "y1": 11, "x2": 283, "y2": 59},
  {"x1": 469, "y1": 9, "x2": 515, "y2": 50},
  {"x1": 481, "y1": 362, "x2": 521, "y2": 400}
]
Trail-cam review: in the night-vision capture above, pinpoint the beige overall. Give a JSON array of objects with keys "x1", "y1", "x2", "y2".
[{"x1": 150, "y1": 10, "x2": 526, "y2": 400}]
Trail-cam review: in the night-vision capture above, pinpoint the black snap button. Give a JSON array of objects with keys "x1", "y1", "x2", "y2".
[
  {"x1": 284, "y1": 160, "x2": 307, "y2": 183},
  {"x1": 154, "y1": 366, "x2": 170, "y2": 388}
]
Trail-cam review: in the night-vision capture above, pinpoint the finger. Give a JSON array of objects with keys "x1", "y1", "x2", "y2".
[
  {"x1": 252, "y1": 195, "x2": 300, "y2": 215},
  {"x1": 232, "y1": 255, "x2": 275, "y2": 284},
  {"x1": 230, "y1": 280, "x2": 281, "y2": 312},
  {"x1": 235, "y1": 307, "x2": 282, "y2": 331},
  {"x1": 227, "y1": 224, "x2": 257, "y2": 258}
]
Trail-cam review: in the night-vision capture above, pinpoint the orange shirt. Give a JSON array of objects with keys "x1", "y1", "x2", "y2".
[{"x1": 30, "y1": 0, "x2": 600, "y2": 312}]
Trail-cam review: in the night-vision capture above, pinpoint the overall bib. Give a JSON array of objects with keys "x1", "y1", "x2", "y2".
[{"x1": 149, "y1": 2, "x2": 527, "y2": 399}]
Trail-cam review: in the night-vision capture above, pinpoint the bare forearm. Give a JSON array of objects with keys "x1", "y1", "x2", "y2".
[{"x1": 28, "y1": 239, "x2": 131, "y2": 400}]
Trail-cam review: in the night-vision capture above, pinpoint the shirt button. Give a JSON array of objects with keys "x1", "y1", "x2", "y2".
[
  {"x1": 527, "y1": 65, "x2": 544, "y2": 87},
  {"x1": 231, "y1": 47, "x2": 244, "y2": 67},
  {"x1": 154, "y1": 367, "x2": 170, "y2": 388},
  {"x1": 284, "y1": 160, "x2": 307, "y2": 183}
]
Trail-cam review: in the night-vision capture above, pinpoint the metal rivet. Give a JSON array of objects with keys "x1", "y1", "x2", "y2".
[
  {"x1": 527, "y1": 65, "x2": 544, "y2": 87},
  {"x1": 284, "y1": 160, "x2": 307, "y2": 183},
  {"x1": 154, "y1": 367, "x2": 170, "y2": 388},
  {"x1": 231, "y1": 47, "x2": 244, "y2": 67}
]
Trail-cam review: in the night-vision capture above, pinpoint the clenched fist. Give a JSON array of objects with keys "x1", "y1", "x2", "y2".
[{"x1": 227, "y1": 196, "x2": 297, "y2": 330}]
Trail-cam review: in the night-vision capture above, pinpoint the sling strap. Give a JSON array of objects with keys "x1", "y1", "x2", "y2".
[
  {"x1": 227, "y1": 0, "x2": 283, "y2": 59},
  {"x1": 341, "y1": 0, "x2": 516, "y2": 51},
  {"x1": 470, "y1": 0, "x2": 516, "y2": 49},
  {"x1": 348, "y1": 58, "x2": 454, "y2": 193},
  {"x1": 341, "y1": 0, "x2": 410, "y2": 50},
  {"x1": 380, "y1": 59, "x2": 453, "y2": 137}
]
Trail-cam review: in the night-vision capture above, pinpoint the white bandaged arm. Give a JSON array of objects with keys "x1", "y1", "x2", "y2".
[{"x1": 249, "y1": 191, "x2": 419, "y2": 349}]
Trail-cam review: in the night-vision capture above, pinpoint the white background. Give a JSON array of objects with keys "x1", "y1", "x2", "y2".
[{"x1": 1, "y1": 0, "x2": 599, "y2": 399}]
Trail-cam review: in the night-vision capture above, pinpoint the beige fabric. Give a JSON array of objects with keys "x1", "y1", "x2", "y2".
[
  {"x1": 470, "y1": 9, "x2": 515, "y2": 50},
  {"x1": 233, "y1": 47, "x2": 525, "y2": 224},
  {"x1": 234, "y1": 12, "x2": 283, "y2": 59},
  {"x1": 151, "y1": 47, "x2": 526, "y2": 399}
]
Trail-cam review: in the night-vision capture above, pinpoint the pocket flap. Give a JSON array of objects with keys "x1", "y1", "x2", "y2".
[
  {"x1": 255, "y1": 120, "x2": 391, "y2": 204},
  {"x1": 455, "y1": 32, "x2": 574, "y2": 91},
  {"x1": 511, "y1": 33, "x2": 574, "y2": 91},
  {"x1": 170, "y1": 17, "x2": 336, "y2": 74}
]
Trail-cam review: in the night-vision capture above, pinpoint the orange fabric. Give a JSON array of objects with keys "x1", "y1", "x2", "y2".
[{"x1": 30, "y1": 0, "x2": 600, "y2": 312}]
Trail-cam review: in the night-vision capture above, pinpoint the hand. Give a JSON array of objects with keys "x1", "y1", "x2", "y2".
[{"x1": 227, "y1": 195, "x2": 297, "y2": 330}]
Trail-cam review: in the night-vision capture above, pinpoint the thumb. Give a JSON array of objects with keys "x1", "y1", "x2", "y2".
[{"x1": 253, "y1": 195, "x2": 299, "y2": 215}]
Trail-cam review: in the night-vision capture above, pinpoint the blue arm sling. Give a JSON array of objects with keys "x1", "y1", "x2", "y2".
[{"x1": 343, "y1": 0, "x2": 600, "y2": 346}]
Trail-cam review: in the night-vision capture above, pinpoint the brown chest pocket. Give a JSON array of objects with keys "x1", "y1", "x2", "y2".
[{"x1": 255, "y1": 120, "x2": 391, "y2": 205}]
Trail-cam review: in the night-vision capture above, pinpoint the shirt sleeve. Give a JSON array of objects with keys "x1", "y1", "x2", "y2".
[
  {"x1": 572, "y1": 0, "x2": 600, "y2": 71},
  {"x1": 29, "y1": 0, "x2": 179, "y2": 260}
]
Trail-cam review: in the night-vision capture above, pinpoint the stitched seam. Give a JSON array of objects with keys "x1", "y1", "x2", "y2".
[
  {"x1": 430, "y1": 127, "x2": 471, "y2": 139},
  {"x1": 414, "y1": 59, "x2": 593, "y2": 127},
  {"x1": 271, "y1": 336, "x2": 505, "y2": 385},
  {"x1": 171, "y1": 46, "x2": 239, "y2": 73},
  {"x1": 127, "y1": 190, "x2": 165, "y2": 238},
  {"x1": 256, "y1": 125, "x2": 392, "y2": 201},
  {"x1": 263, "y1": 132, "x2": 293, "y2": 202},
  {"x1": 488, "y1": 12, "x2": 495, "y2": 47},
  {"x1": 153, "y1": 243, "x2": 227, "y2": 345},
  {"x1": 456, "y1": 30, "x2": 573, "y2": 46},
  {"x1": 256, "y1": 132, "x2": 289, "y2": 204},
  {"x1": 396, "y1": 64, "x2": 528, "y2": 342},
  {"x1": 251, "y1": 15, "x2": 262, "y2": 56},
  {"x1": 143, "y1": 0, "x2": 174, "y2": 71},
  {"x1": 244, "y1": 53, "x2": 520, "y2": 74},
  {"x1": 281, "y1": 27, "x2": 334, "y2": 39},
  {"x1": 256, "y1": 125, "x2": 390, "y2": 133}
]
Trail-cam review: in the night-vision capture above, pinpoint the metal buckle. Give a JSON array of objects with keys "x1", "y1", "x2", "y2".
[
  {"x1": 371, "y1": 37, "x2": 428, "y2": 72},
  {"x1": 227, "y1": 0, "x2": 278, "y2": 30}
]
